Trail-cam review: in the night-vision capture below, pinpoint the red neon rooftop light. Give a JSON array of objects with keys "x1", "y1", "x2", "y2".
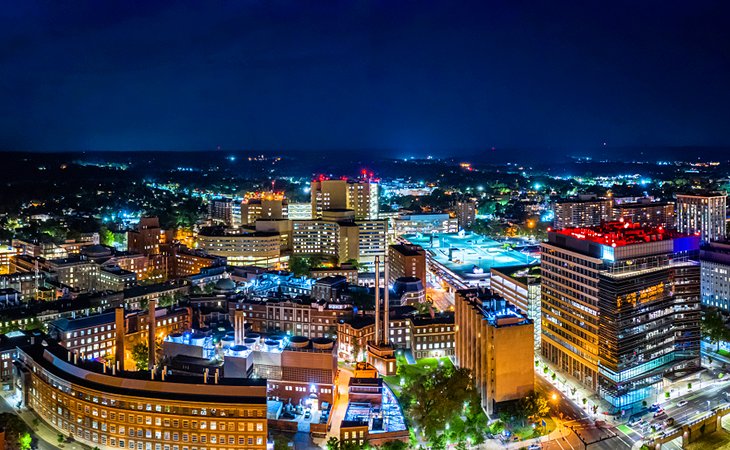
[{"x1": 552, "y1": 220, "x2": 681, "y2": 247}]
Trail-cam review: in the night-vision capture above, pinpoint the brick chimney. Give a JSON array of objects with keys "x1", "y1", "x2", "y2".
[
  {"x1": 148, "y1": 299, "x2": 157, "y2": 370},
  {"x1": 115, "y1": 306, "x2": 125, "y2": 371}
]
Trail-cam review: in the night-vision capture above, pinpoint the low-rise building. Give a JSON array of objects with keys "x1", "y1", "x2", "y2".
[
  {"x1": 15, "y1": 339, "x2": 268, "y2": 450},
  {"x1": 197, "y1": 226, "x2": 281, "y2": 268}
]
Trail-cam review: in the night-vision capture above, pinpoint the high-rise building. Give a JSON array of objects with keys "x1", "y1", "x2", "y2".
[
  {"x1": 287, "y1": 202, "x2": 313, "y2": 220},
  {"x1": 553, "y1": 195, "x2": 613, "y2": 229},
  {"x1": 455, "y1": 200, "x2": 477, "y2": 230},
  {"x1": 210, "y1": 197, "x2": 234, "y2": 224},
  {"x1": 240, "y1": 193, "x2": 288, "y2": 225},
  {"x1": 541, "y1": 221, "x2": 701, "y2": 408},
  {"x1": 454, "y1": 289, "x2": 534, "y2": 415},
  {"x1": 676, "y1": 191, "x2": 727, "y2": 242},
  {"x1": 388, "y1": 244, "x2": 426, "y2": 284},
  {"x1": 311, "y1": 177, "x2": 379, "y2": 220},
  {"x1": 700, "y1": 240, "x2": 730, "y2": 311},
  {"x1": 490, "y1": 265, "x2": 541, "y2": 353},
  {"x1": 292, "y1": 210, "x2": 386, "y2": 266},
  {"x1": 613, "y1": 198, "x2": 675, "y2": 228},
  {"x1": 127, "y1": 217, "x2": 165, "y2": 255}
]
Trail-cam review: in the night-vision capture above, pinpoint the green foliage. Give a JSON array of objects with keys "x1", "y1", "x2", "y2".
[
  {"x1": 399, "y1": 363, "x2": 483, "y2": 444},
  {"x1": 18, "y1": 432, "x2": 32, "y2": 450},
  {"x1": 378, "y1": 440, "x2": 408, "y2": 450},
  {"x1": 131, "y1": 342, "x2": 149, "y2": 371},
  {"x1": 702, "y1": 309, "x2": 729, "y2": 351},
  {"x1": 518, "y1": 390, "x2": 551, "y2": 425},
  {"x1": 0, "y1": 413, "x2": 31, "y2": 450},
  {"x1": 343, "y1": 258, "x2": 367, "y2": 272},
  {"x1": 288, "y1": 255, "x2": 332, "y2": 277},
  {"x1": 288, "y1": 255, "x2": 311, "y2": 277},
  {"x1": 273, "y1": 435, "x2": 291, "y2": 450},
  {"x1": 325, "y1": 437, "x2": 340, "y2": 450}
]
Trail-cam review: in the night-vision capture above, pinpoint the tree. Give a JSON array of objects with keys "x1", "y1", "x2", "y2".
[
  {"x1": 0, "y1": 412, "x2": 31, "y2": 450},
  {"x1": 702, "y1": 309, "x2": 729, "y2": 351},
  {"x1": 131, "y1": 342, "x2": 149, "y2": 371},
  {"x1": 379, "y1": 441, "x2": 408, "y2": 450},
  {"x1": 518, "y1": 391, "x2": 550, "y2": 425},
  {"x1": 18, "y1": 432, "x2": 32, "y2": 450},
  {"x1": 288, "y1": 256, "x2": 311, "y2": 277},
  {"x1": 273, "y1": 435, "x2": 291, "y2": 450},
  {"x1": 326, "y1": 437, "x2": 340, "y2": 450},
  {"x1": 344, "y1": 258, "x2": 367, "y2": 272},
  {"x1": 401, "y1": 365, "x2": 479, "y2": 442}
]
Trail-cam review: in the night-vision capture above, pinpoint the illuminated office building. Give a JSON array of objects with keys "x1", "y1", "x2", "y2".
[
  {"x1": 541, "y1": 221, "x2": 701, "y2": 408},
  {"x1": 311, "y1": 177, "x2": 379, "y2": 220},
  {"x1": 553, "y1": 195, "x2": 613, "y2": 229},
  {"x1": 454, "y1": 289, "x2": 534, "y2": 415},
  {"x1": 676, "y1": 191, "x2": 727, "y2": 242}
]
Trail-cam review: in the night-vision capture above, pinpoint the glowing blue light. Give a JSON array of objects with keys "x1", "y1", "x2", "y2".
[{"x1": 534, "y1": 183, "x2": 541, "y2": 190}]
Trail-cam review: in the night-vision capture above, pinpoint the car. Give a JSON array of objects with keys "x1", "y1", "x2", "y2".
[
  {"x1": 677, "y1": 400, "x2": 688, "y2": 407},
  {"x1": 665, "y1": 417, "x2": 675, "y2": 426},
  {"x1": 723, "y1": 391, "x2": 730, "y2": 398},
  {"x1": 528, "y1": 445, "x2": 542, "y2": 450},
  {"x1": 653, "y1": 409, "x2": 665, "y2": 418},
  {"x1": 649, "y1": 403, "x2": 660, "y2": 412}
]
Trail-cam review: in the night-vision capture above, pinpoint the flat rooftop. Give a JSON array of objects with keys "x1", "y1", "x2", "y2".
[
  {"x1": 551, "y1": 220, "x2": 688, "y2": 247},
  {"x1": 403, "y1": 232, "x2": 538, "y2": 280}
]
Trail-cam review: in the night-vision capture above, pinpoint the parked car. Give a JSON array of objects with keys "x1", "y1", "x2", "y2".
[
  {"x1": 649, "y1": 403, "x2": 660, "y2": 412},
  {"x1": 653, "y1": 409, "x2": 665, "y2": 418},
  {"x1": 665, "y1": 417, "x2": 675, "y2": 426}
]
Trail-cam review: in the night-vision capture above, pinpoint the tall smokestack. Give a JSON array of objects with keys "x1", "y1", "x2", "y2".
[
  {"x1": 374, "y1": 256, "x2": 381, "y2": 345},
  {"x1": 115, "y1": 306, "x2": 125, "y2": 371},
  {"x1": 234, "y1": 307, "x2": 245, "y2": 345},
  {"x1": 148, "y1": 299, "x2": 157, "y2": 370},
  {"x1": 384, "y1": 261, "x2": 390, "y2": 346}
]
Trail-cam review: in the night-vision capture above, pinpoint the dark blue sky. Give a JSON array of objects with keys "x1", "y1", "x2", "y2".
[{"x1": 1, "y1": 1, "x2": 729, "y2": 156}]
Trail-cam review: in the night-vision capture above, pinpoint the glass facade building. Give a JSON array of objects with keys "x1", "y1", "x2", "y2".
[{"x1": 541, "y1": 221, "x2": 701, "y2": 410}]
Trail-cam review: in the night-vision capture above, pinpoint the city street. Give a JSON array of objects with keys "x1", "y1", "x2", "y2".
[
  {"x1": 534, "y1": 375, "x2": 639, "y2": 450},
  {"x1": 426, "y1": 281, "x2": 454, "y2": 312},
  {"x1": 532, "y1": 366, "x2": 730, "y2": 450}
]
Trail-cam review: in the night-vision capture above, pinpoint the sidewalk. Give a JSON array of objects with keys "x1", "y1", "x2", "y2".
[
  {"x1": 475, "y1": 417, "x2": 569, "y2": 450},
  {"x1": 1, "y1": 391, "x2": 91, "y2": 450},
  {"x1": 536, "y1": 358, "x2": 618, "y2": 424}
]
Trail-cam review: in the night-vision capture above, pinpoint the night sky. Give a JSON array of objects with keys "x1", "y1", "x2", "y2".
[{"x1": 1, "y1": 1, "x2": 729, "y2": 156}]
